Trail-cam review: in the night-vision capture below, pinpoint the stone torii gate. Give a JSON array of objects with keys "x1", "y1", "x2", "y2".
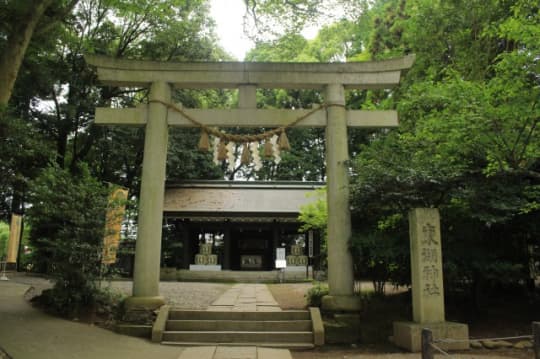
[{"x1": 86, "y1": 55, "x2": 414, "y2": 311}]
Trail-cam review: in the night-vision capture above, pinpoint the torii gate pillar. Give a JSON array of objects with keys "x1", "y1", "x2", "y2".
[
  {"x1": 322, "y1": 83, "x2": 360, "y2": 311},
  {"x1": 125, "y1": 81, "x2": 170, "y2": 310}
]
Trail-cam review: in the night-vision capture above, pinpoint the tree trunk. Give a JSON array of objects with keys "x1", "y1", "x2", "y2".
[
  {"x1": 0, "y1": 0, "x2": 54, "y2": 106},
  {"x1": 56, "y1": 129, "x2": 69, "y2": 168}
]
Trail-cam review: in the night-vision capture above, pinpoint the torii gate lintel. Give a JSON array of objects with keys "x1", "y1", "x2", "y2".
[{"x1": 95, "y1": 106, "x2": 400, "y2": 128}]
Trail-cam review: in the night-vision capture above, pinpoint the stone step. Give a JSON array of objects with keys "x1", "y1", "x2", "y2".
[
  {"x1": 162, "y1": 330, "x2": 313, "y2": 344},
  {"x1": 176, "y1": 346, "x2": 294, "y2": 359},
  {"x1": 162, "y1": 342, "x2": 315, "y2": 350},
  {"x1": 168, "y1": 309, "x2": 310, "y2": 321},
  {"x1": 166, "y1": 319, "x2": 312, "y2": 332},
  {"x1": 175, "y1": 269, "x2": 311, "y2": 283}
]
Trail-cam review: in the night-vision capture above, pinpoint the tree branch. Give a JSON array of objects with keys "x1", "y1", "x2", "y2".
[
  {"x1": 0, "y1": 0, "x2": 54, "y2": 105},
  {"x1": 516, "y1": 101, "x2": 539, "y2": 166},
  {"x1": 36, "y1": 0, "x2": 79, "y2": 35}
]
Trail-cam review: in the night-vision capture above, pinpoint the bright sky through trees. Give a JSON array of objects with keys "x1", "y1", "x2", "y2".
[
  {"x1": 209, "y1": 0, "x2": 322, "y2": 60},
  {"x1": 210, "y1": 0, "x2": 252, "y2": 60}
]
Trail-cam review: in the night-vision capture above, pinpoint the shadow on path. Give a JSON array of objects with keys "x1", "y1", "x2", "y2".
[{"x1": 0, "y1": 281, "x2": 183, "y2": 359}]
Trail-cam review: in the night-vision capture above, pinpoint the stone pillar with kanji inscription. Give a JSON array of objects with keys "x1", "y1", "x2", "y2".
[
  {"x1": 393, "y1": 208, "x2": 469, "y2": 352},
  {"x1": 410, "y1": 208, "x2": 444, "y2": 322}
]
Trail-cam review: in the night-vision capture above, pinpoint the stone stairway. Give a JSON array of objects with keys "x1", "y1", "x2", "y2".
[
  {"x1": 158, "y1": 309, "x2": 318, "y2": 349},
  {"x1": 151, "y1": 284, "x2": 324, "y2": 350}
]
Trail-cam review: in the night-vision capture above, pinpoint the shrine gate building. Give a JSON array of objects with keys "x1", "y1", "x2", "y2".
[{"x1": 161, "y1": 181, "x2": 323, "y2": 273}]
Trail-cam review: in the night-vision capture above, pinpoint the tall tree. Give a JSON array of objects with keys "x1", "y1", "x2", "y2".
[
  {"x1": 346, "y1": 0, "x2": 539, "y2": 300},
  {"x1": 1, "y1": 0, "x2": 226, "y2": 218},
  {"x1": 0, "y1": 0, "x2": 78, "y2": 106},
  {"x1": 18, "y1": 0, "x2": 223, "y2": 175},
  {"x1": 242, "y1": 0, "x2": 364, "y2": 41}
]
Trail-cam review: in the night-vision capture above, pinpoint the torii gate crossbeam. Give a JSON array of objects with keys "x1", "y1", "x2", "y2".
[{"x1": 86, "y1": 55, "x2": 414, "y2": 312}]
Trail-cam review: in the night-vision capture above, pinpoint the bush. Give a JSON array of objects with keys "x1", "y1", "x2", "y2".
[
  {"x1": 36, "y1": 285, "x2": 125, "y2": 320},
  {"x1": 298, "y1": 189, "x2": 328, "y2": 271},
  {"x1": 27, "y1": 164, "x2": 109, "y2": 317},
  {"x1": 305, "y1": 282, "x2": 329, "y2": 307},
  {"x1": 350, "y1": 230, "x2": 410, "y2": 295},
  {"x1": 0, "y1": 221, "x2": 8, "y2": 260}
]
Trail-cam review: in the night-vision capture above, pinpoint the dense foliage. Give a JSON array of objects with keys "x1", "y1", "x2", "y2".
[
  {"x1": 289, "y1": 0, "x2": 539, "y2": 301},
  {"x1": 0, "y1": 0, "x2": 227, "y2": 315},
  {"x1": 27, "y1": 164, "x2": 109, "y2": 315},
  {"x1": 0, "y1": 222, "x2": 8, "y2": 260},
  {"x1": 347, "y1": 0, "x2": 539, "y2": 303},
  {"x1": 1, "y1": 0, "x2": 227, "y2": 219}
]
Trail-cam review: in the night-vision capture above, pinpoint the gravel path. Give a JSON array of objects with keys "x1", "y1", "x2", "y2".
[
  {"x1": 104, "y1": 281, "x2": 231, "y2": 309},
  {"x1": 8, "y1": 273, "x2": 231, "y2": 309}
]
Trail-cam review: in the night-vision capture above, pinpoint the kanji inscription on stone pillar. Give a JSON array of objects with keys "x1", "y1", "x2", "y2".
[{"x1": 409, "y1": 208, "x2": 445, "y2": 323}]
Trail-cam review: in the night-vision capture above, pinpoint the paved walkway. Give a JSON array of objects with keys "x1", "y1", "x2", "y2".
[
  {"x1": 0, "y1": 278, "x2": 519, "y2": 359},
  {"x1": 0, "y1": 279, "x2": 291, "y2": 359},
  {"x1": 0, "y1": 280, "x2": 184, "y2": 359},
  {"x1": 179, "y1": 346, "x2": 291, "y2": 359},
  {"x1": 206, "y1": 283, "x2": 281, "y2": 312}
]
